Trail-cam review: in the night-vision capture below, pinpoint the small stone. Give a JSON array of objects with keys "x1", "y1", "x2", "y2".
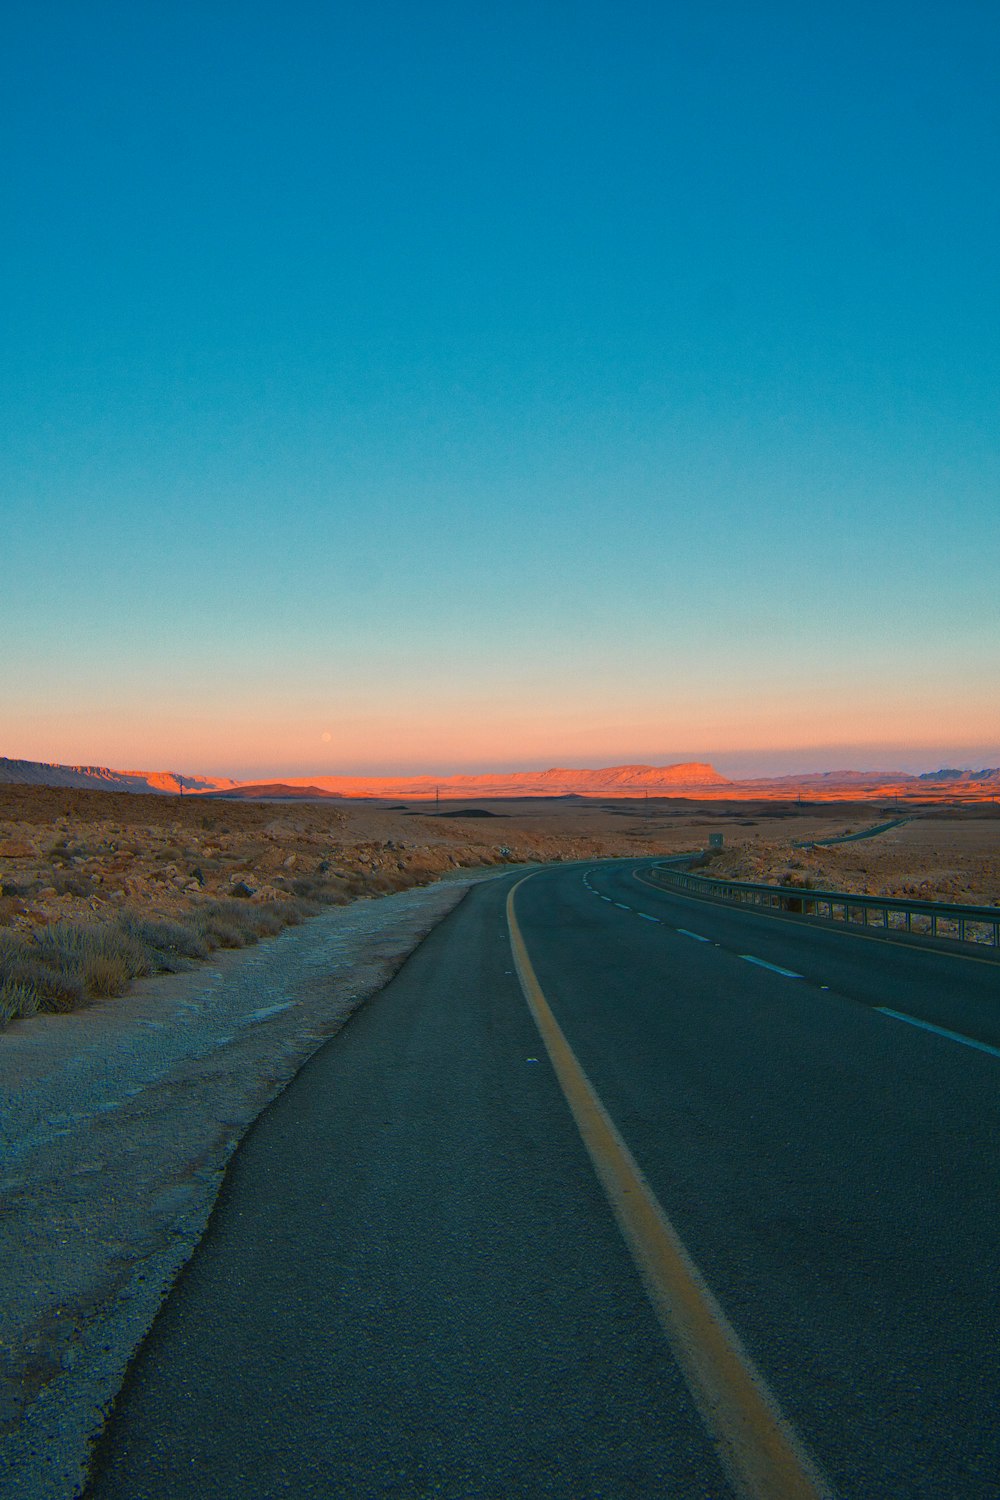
[{"x1": 0, "y1": 841, "x2": 33, "y2": 858}]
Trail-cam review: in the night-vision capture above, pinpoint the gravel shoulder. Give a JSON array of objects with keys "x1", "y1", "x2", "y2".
[{"x1": 0, "y1": 876, "x2": 489, "y2": 1500}]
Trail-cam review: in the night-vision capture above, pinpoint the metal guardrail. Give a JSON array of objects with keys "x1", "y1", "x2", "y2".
[{"x1": 646, "y1": 863, "x2": 1000, "y2": 950}]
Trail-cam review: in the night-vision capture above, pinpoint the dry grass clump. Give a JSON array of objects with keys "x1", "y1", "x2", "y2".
[
  {"x1": 0, "y1": 927, "x2": 85, "y2": 1020},
  {"x1": 192, "y1": 897, "x2": 313, "y2": 949},
  {"x1": 0, "y1": 896, "x2": 320, "y2": 1025}
]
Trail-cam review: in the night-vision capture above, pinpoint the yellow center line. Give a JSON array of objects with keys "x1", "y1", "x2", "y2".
[{"x1": 507, "y1": 877, "x2": 836, "y2": 1500}]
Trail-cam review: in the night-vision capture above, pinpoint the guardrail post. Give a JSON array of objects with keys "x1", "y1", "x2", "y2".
[{"x1": 647, "y1": 863, "x2": 999, "y2": 954}]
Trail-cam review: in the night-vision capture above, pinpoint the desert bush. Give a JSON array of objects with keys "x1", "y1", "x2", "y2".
[
  {"x1": 193, "y1": 901, "x2": 258, "y2": 949},
  {"x1": 119, "y1": 914, "x2": 209, "y2": 965},
  {"x1": 192, "y1": 898, "x2": 317, "y2": 949},
  {"x1": 0, "y1": 861, "x2": 392, "y2": 1029},
  {"x1": 0, "y1": 929, "x2": 84, "y2": 1012},
  {"x1": 0, "y1": 978, "x2": 40, "y2": 1023},
  {"x1": 34, "y1": 921, "x2": 154, "y2": 988},
  {"x1": 83, "y1": 952, "x2": 133, "y2": 997}
]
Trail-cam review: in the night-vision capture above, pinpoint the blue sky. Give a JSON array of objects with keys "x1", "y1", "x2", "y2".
[{"x1": 2, "y1": 1, "x2": 998, "y2": 777}]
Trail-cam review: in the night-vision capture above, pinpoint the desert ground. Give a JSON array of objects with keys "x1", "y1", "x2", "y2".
[
  {"x1": 697, "y1": 805, "x2": 1000, "y2": 905},
  {"x1": 1, "y1": 785, "x2": 997, "y2": 1024}
]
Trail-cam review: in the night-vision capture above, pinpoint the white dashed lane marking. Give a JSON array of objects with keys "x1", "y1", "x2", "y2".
[
  {"x1": 588, "y1": 886, "x2": 829, "y2": 992},
  {"x1": 739, "y1": 955, "x2": 802, "y2": 979}
]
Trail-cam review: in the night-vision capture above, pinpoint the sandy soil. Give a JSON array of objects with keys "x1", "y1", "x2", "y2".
[
  {"x1": 696, "y1": 808, "x2": 1000, "y2": 907},
  {"x1": 2, "y1": 789, "x2": 998, "y2": 937},
  {"x1": 0, "y1": 787, "x2": 834, "y2": 929}
]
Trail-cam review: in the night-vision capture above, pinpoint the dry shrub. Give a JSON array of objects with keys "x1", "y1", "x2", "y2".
[
  {"x1": 0, "y1": 978, "x2": 40, "y2": 1023},
  {"x1": 82, "y1": 952, "x2": 133, "y2": 998},
  {"x1": 35, "y1": 921, "x2": 154, "y2": 983},
  {"x1": 119, "y1": 914, "x2": 210, "y2": 965},
  {"x1": 193, "y1": 901, "x2": 256, "y2": 949},
  {"x1": 0, "y1": 852, "x2": 399, "y2": 1029},
  {"x1": 192, "y1": 897, "x2": 315, "y2": 950},
  {"x1": 0, "y1": 929, "x2": 84, "y2": 1013}
]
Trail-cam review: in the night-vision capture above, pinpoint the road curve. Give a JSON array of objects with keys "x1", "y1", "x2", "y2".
[{"x1": 85, "y1": 861, "x2": 1000, "y2": 1498}]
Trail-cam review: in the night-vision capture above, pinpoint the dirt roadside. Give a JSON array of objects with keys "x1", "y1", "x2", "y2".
[
  {"x1": 694, "y1": 812, "x2": 1000, "y2": 906},
  {"x1": 0, "y1": 876, "x2": 492, "y2": 1500}
]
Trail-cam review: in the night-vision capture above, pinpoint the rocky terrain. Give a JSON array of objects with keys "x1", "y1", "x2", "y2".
[
  {"x1": 2, "y1": 782, "x2": 997, "y2": 1026},
  {"x1": 0, "y1": 784, "x2": 702, "y2": 1024},
  {"x1": 0, "y1": 784, "x2": 691, "y2": 932},
  {"x1": 696, "y1": 809, "x2": 1000, "y2": 907}
]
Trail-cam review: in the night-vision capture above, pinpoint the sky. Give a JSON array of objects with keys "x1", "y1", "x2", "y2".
[{"x1": 2, "y1": 1, "x2": 998, "y2": 779}]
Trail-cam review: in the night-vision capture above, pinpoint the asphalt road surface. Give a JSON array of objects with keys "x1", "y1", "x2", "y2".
[{"x1": 85, "y1": 861, "x2": 1000, "y2": 1499}]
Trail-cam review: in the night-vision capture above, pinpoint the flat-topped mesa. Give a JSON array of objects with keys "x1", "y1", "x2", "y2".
[
  {"x1": 570, "y1": 762, "x2": 730, "y2": 788},
  {"x1": 242, "y1": 762, "x2": 733, "y2": 799},
  {"x1": 0, "y1": 756, "x2": 730, "y2": 799}
]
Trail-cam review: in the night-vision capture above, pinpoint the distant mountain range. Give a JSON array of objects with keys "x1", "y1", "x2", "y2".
[
  {"x1": 2, "y1": 756, "x2": 998, "y2": 801},
  {"x1": 0, "y1": 759, "x2": 239, "y2": 796},
  {"x1": 207, "y1": 762, "x2": 730, "y2": 800}
]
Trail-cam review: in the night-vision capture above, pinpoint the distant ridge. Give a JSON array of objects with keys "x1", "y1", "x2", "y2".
[
  {"x1": 207, "y1": 782, "x2": 339, "y2": 801},
  {"x1": 256, "y1": 761, "x2": 733, "y2": 800},
  {"x1": 0, "y1": 758, "x2": 237, "y2": 795},
  {"x1": 0, "y1": 757, "x2": 726, "y2": 799},
  {"x1": 2, "y1": 755, "x2": 997, "y2": 802}
]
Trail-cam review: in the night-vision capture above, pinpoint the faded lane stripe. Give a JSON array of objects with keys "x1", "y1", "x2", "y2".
[
  {"x1": 507, "y1": 879, "x2": 835, "y2": 1500},
  {"x1": 877, "y1": 1008, "x2": 1000, "y2": 1059}
]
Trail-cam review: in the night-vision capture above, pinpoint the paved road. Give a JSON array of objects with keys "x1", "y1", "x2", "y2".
[{"x1": 85, "y1": 862, "x2": 1000, "y2": 1498}]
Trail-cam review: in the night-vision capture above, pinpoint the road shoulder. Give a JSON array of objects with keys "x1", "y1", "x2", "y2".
[{"x1": 0, "y1": 878, "x2": 479, "y2": 1500}]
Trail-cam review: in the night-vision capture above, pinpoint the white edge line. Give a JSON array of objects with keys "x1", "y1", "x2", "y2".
[
  {"x1": 739, "y1": 955, "x2": 803, "y2": 979},
  {"x1": 877, "y1": 1008, "x2": 1000, "y2": 1059}
]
